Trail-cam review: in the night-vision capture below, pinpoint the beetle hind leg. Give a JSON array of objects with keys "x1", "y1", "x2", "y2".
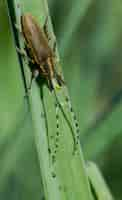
[
  {"x1": 28, "y1": 69, "x2": 39, "y2": 90},
  {"x1": 47, "y1": 78, "x2": 54, "y2": 91},
  {"x1": 54, "y1": 71, "x2": 65, "y2": 87}
]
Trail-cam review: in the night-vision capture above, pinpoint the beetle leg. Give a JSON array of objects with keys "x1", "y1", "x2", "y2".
[
  {"x1": 43, "y1": 16, "x2": 48, "y2": 34},
  {"x1": 39, "y1": 65, "x2": 49, "y2": 76},
  {"x1": 43, "y1": 16, "x2": 48, "y2": 28},
  {"x1": 55, "y1": 72, "x2": 65, "y2": 87},
  {"x1": 28, "y1": 69, "x2": 39, "y2": 90},
  {"x1": 14, "y1": 23, "x2": 22, "y2": 34},
  {"x1": 47, "y1": 78, "x2": 54, "y2": 91},
  {"x1": 53, "y1": 40, "x2": 57, "y2": 54},
  {"x1": 16, "y1": 47, "x2": 34, "y2": 64},
  {"x1": 52, "y1": 40, "x2": 60, "y2": 63},
  {"x1": 16, "y1": 47, "x2": 26, "y2": 57},
  {"x1": 43, "y1": 16, "x2": 51, "y2": 42},
  {"x1": 16, "y1": 47, "x2": 28, "y2": 64}
]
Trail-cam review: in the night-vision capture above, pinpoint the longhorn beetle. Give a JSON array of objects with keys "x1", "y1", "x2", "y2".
[
  {"x1": 16, "y1": 13, "x2": 79, "y2": 157},
  {"x1": 20, "y1": 14, "x2": 64, "y2": 90}
]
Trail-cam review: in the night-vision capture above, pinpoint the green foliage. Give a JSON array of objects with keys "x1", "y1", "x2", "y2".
[
  {"x1": 49, "y1": 0, "x2": 122, "y2": 199},
  {"x1": 0, "y1": 0, "x2": 97, "y2": 199},
  {"x1": 87, "y1": 162, "x2": 113, "y2": 200},
  {"x1": 0, "y1": 0, "x2": 119, "y2": 199}
]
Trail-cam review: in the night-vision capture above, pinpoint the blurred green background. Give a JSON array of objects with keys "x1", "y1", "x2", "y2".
[
  {"x1": 0, "y1": 0, "x2": 122, "y2": 199},
  {"x1": 49, "y1": 0, "x2": 122, "y2": 199}
]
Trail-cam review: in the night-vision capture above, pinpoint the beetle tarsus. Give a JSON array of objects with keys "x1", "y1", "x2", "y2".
[
  {"x1": 16, "y1": 47, "x2": 26, "y2": 57},
  {"x1": 14, "y1": 23, "x2": 22, "y2": 34}
]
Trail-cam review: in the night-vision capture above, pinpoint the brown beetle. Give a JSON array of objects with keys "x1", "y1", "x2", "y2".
[{"x1": 20, "y1": 13, "x2": 64, "y2": 91}]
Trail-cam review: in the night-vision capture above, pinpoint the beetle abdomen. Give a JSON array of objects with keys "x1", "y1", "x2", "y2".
[{"x1": 21, "y1": 14, "x2": 53, "y2": 64}]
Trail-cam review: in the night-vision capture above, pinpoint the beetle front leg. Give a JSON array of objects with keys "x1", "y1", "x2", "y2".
[
  {"x1": 16, "y1": 47, "x2": 26, "y2": 57},
  {"x1": 14, "y1": 23, "x2": 22, "y2": 34},
  {"x1": 16, "y1": 47, "x2": 28, "y2": 64},
  {"x1": 16, "y1": 47, "x2": 34, "y2": 64},
  {"x1": 43, "y1": 16, "x2": 51, "y2": 42}
]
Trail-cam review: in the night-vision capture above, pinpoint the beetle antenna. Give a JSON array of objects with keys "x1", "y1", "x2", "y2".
[
  {"x1": 64, "y1": 95, "x2": 80, "y2": 144},
  {"x1": 53, "y1": 89, "x2": 79, "y2": 153},
  {"x1": 51, "y1": 101, "x2": 60, "y2": 163}
]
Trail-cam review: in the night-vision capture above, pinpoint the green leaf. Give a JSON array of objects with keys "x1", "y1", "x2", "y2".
[
  {"x1": 1, "y1": 0, "x2": 93, "y2": 199},
  {"x1": 87, "y1": 162, "x2": 114, "y2": 200}
]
